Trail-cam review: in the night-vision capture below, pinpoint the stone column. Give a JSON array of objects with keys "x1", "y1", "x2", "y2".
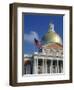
[
  {"x1": 44, "y1": 59, "x2": 47, "y2": 73},
  {"x1": 57, "y1": 59, "x2": 59, "y2": 73},
  {"x1": 42, "y1": 58, "x2": 45, "y2": 73},
  {"x1": 33, "y1": 57, "x2": 38, "y2": 74},
  {"x1": 36, "y1": 58, "x2": 38, "y2": 74}
]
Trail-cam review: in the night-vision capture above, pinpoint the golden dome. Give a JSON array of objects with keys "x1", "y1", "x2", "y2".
[{"x1": 42, "y1": 23, "x2": 62, "y2": 45}]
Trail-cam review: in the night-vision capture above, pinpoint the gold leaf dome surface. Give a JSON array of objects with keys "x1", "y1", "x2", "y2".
[{"x1": 42, "y1": 23, "x2": 62, "y2": 45}]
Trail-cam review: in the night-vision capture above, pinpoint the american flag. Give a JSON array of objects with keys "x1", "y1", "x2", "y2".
[{"x1": 34, "y1": 38, "x2": 42, "y2": 49}]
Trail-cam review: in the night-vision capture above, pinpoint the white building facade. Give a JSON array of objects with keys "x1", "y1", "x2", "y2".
[{"x1": 24, "y1": 23, "x2": 63, "y2": 75}]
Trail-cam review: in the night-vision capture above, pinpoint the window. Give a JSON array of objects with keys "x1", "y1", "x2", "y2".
[
  {"x1": 58, "y1": 60, "x2": 63, "y2": 73},
  {"x1": 38, "y1": 59, "x2": 43, "y2": 74},
  {"x1": 53, "y1": 60, "x2": 57, "y2": 73},
  {"x1": 47, "y1": 60, "x2": 51, "y2": 73}
]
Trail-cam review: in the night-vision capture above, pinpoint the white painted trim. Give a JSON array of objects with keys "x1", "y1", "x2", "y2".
[{"x1": 17, "y1": 7, "x2": 70, "y2": 83}]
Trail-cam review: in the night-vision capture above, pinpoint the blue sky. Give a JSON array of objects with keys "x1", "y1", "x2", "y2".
[{"x1": 23, "y1": 13, "x2": 63, "y2": 54}]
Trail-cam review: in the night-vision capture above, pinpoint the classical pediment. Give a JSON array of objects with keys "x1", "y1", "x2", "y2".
[
  {"x1": 43, "y1": 43, "x2": 63, "y2": 49},
  {"x1": 42, "y1": 43, "x2": 63, "y2": 57}
]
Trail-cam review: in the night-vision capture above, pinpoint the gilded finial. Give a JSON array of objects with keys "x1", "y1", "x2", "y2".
[{"x1": 48, "y1": 23, "x2": 55, "y2": 32}]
